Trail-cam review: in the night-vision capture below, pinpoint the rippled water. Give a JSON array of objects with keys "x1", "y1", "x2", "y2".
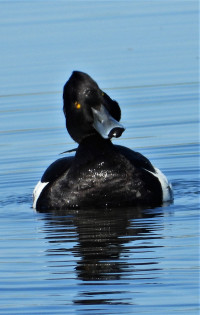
[{"x1": 0, "y1": 2, "x2": 199, "y2": 315}]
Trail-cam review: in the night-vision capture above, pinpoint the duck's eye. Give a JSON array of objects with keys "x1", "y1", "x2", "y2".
[
  {"x1": 101, "y1": 91, "x2": 104, "y2": 96},
  {"x1": 75, "y1": 101, "x2": 81, "y2": 109}
]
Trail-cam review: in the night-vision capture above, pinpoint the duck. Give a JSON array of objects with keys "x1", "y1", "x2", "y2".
[{"x1": 33, "y1": 71, "x2": 173, "y2": 210}]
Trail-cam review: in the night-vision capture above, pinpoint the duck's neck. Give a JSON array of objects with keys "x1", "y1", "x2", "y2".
[{"x1": 75, "y1": 135, "x2": 114, "y2": 159}]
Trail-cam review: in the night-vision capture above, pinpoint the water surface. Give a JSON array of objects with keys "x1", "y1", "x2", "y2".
[{"x1": 0, "y1": 2, "x2": 199, "y2": 314}]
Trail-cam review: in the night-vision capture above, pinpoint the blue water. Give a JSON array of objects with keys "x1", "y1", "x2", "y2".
[{"x1": 0, "y1": 2, "x2": 199, "y2": 314}]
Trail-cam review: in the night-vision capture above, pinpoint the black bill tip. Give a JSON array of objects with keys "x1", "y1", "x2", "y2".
[{"x1": 108, "y1": 127, "x2": 125, "y2": 139}]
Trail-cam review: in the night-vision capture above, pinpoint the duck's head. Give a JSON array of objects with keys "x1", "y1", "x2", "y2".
[{"x1": 63, "y1": 71, "x2": 125, "y2": 143}]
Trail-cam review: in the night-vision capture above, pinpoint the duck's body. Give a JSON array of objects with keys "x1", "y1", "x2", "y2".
[{"x1": 33, "y1": 71, "x2": 173, "y2": 210}]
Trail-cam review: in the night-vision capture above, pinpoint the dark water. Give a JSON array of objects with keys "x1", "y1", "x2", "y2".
[{"x1": 0, "y1": 2, "x2": 199, "y2": 314}]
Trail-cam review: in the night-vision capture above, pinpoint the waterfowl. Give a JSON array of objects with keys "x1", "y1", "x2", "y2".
[{"x1": 33, "y1": 71, "x2": 173, "y2": 210}]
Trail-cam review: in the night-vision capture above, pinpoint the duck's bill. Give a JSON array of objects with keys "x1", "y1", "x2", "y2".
[{"x1": 92, "y1": 105, "x2": 125, "y2": 139}]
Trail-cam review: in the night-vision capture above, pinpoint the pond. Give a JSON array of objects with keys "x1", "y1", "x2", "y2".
[{"x1": 0, "y1": 2, "x2": 199, "y2": 314}]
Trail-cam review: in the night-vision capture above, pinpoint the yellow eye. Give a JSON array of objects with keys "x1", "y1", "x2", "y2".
[
  {"x1": 75, "y1": 101, "x2": 81, "y2": 109},
  {"x1": 101, "y1": 91, "x2": 104, "y2": 96}
]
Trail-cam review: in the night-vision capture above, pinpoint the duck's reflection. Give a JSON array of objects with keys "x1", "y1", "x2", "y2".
[{"x1": 38, "y1": 206, "x2": 163, "y2": 282}]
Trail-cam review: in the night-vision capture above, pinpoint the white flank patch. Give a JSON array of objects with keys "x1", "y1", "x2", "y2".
[
  {"x1": 143, "y1": 167, "x2": 173, "y2": 202},
  {"x1": 33, "y1": 181, "x2": 49, "y2": 209}
]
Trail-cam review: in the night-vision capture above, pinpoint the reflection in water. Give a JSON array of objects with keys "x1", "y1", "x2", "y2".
[{"x1": 38, "y1": 207, "x2": 164, "y2": 305}]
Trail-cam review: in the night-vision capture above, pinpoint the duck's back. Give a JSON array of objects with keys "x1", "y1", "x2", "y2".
[{"x1": 35, "y1": 137, "x2": 167, "y2": 210}]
